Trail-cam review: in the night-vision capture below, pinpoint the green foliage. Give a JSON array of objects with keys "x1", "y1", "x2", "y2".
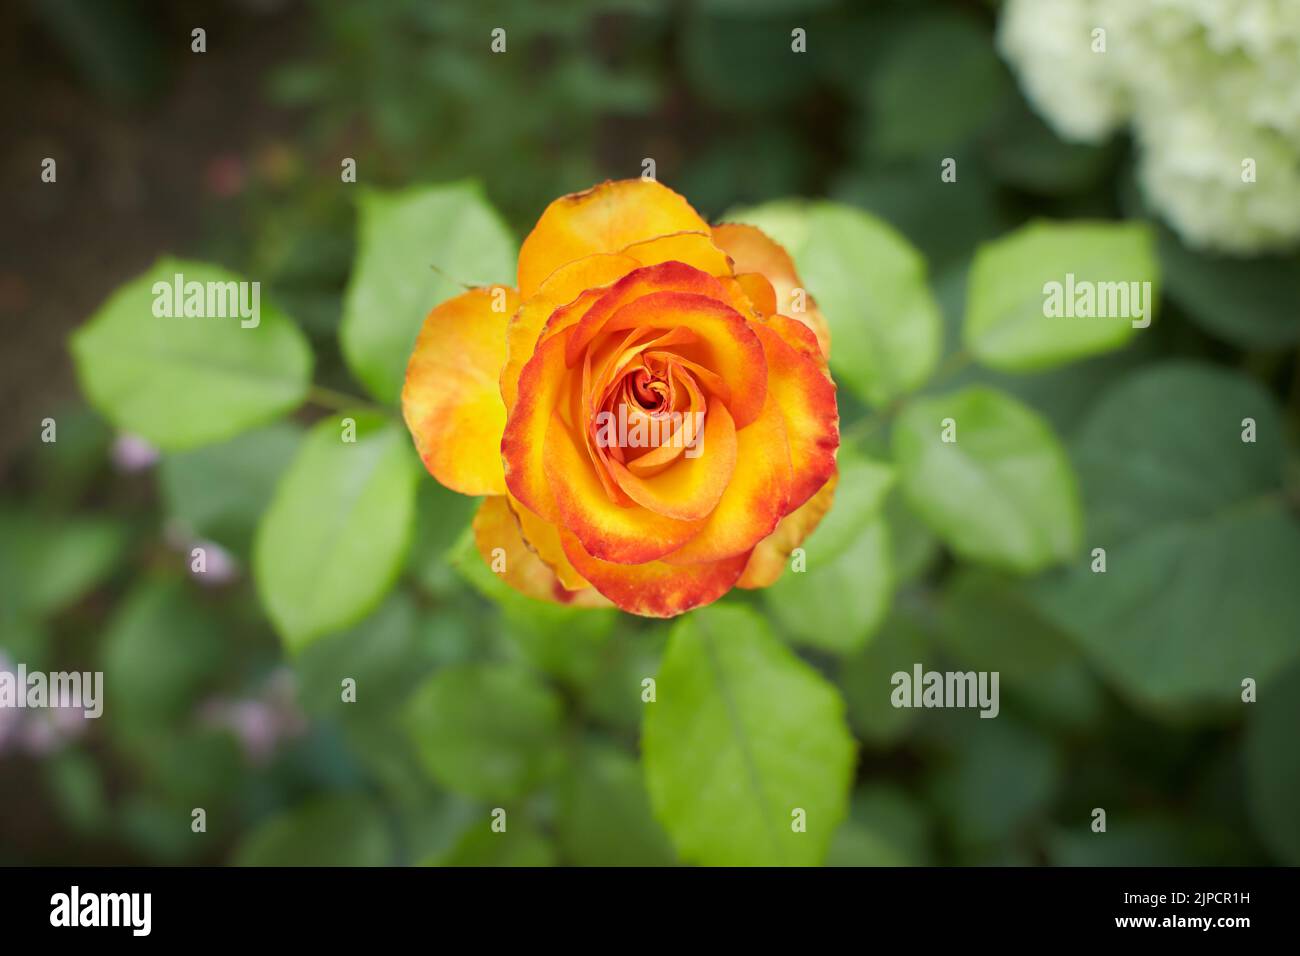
[
  {"x1": 340, "y1": 183, "x2": 517, "y2": 403},
  {"x1": 728, "y1": 200, "x2": 943, "y2": 407},
  {"x1": 31, "y1": 0, "x2": 1300, "y2": 870},
  {"x1": 1156, "y1": 225, "x2": 1300, "y2": 349},
  {"x1": 836, "y1": 611, "x2": 932, "y2": 747},
  {"x1": 294, "y1": 594, "x2": 439, "y2": 727},
  {"x1": 829, "y1": 784, "x2": 934, "y2": 866},
  {"x1": 430, "y1": 819, "x2": 556, "y2": 867},
  {"x1": 557, "y1": 740, "x2": 676, "y2": 866},
  {"x1": 70, "y1": 258, "x2": 312, "y2": 450},
  {"x1": 254, "y1": 412, "x2": 419, "y2": 651},
  {"x1": 0, "y1": 511, "x2": 130, "y2": 620},
  {"x1": 642, "y1": 604, "x2": 856, "y2": 865},
  {"x1": 234, "y1": 795, "x2": 393, "y2": 866},
  {"x1": 893, "y1": 386, "x2": 1082, "y2": 572},
  {"x1": 765, "y1": 452, "x2": 895, "y2": 653},
  {"x1": 405, "y1": 662, "x2": 565, "y2": 801},
  {"x1": 99, "y1": 579, "x2": 224, "y2": 729},
  {"x1": 965, "y1": 221, "x2": 1158, "y2": 370},
  {"x1": 1246, "y1": 662, "x2": 1300, "y2": 864},
  {"x1": 159, "y1": 422, "x2": 304, "y2": 557},
  {"x1": 866, "y1": 12, "x2": 1010, "y2": 161},
  {"x1": 927, "y1": 715, "x2": 1061, "y2": 859},
  {"x1": 1033, "y1": 362, "x2": 1300, "y2": 711}
]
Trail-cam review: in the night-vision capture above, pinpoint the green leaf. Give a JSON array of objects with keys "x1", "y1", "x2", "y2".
[
  {"x1": 428, "y1": 819, "x2": 557, "y2": 867},
  {"x1": 964, "y1": 220, "x2": 1158, "y2": 371},
  {"x1": 1246, "y1": 661, "x2": 1300, "y2": 864},
  {"x1": 727, "y1": 200, "x2": 942, "y2": 407},
  {"x1": 253, "y1": 411, "x2": 418, "y2": 652},
  {"x1": 893, "y1": 386, "x2": 1082, "y2": 572},
  {"x1": 642, "y1": 604, "x2": 855, "y2": 865},
  {"x1": 557, "y1": 740, "x2": 676, "y2": 866},
  {"x1": 828, "y1": 784, "x2": 933, "y2": 866},
  {"x1": 682, "y1": 8, "x2": 820, "y2": 112},
  {"x1": 100, "y1": 579, "x2": 223, "y2": 727},
  {"x1": 764, "y1": 452, "x2": 895, "y2": 653},
  {"x1": 937, "y1": 570, "x2": 1078, "y2": 682},
  {"x1": 340, "y1": 182, "x2": 516, "y2": 403},
  {"x1": 1072, "y1": 361, "x2": 1285, "y2": 544},
  {"x1": 294, "y1": 594, "x2": 437, "y2": 726},
  {"x1": 883, "y1": 490, "x2": 940, "y2": 584},
  {"x1": 234, "y1": 796, "x2": 392, "y2": 866},
  {"x1": 159, "y1": 422, "x2": 304, "y2": 556},
  {"x1": 833, "y1": 159, "x2": 1005, "y2": 270},
  {"x1": 45, "y1": 751, "x2": 110, "y2": 834},
  {"x1": 0, "y1": 511, "x2": 130, "y2": 618},
  {"x1": 406, "y1": 480, "x2": 479, "y2": 598},
  {"x1": 825, "y1": 821, "x2": 908, "y2": 866},
  {"x1": 1157, "y1": 224, "x2": 1300, "y2": 348},
  {"x1": 581, "y1": 629, "x2": 669, "y2": 735},
  {"x1": 865, "y1": 12, "x2": 1010, "y2": 161},
  {"x1": 28, "y1": 404, "x2": 113, "y2": 508},
  {"x1": 1032, "y1": 362, "x2": 1300, "y2": 710},
  {"x1": 768, "y1": 519, "x2": 892, "y2": 654},
  {"x1": 405, "y1": 662, "x2": 565, "y2": 801},
  {"x1": 982, "y1": 98, "x2": 1117, "y2": 196},
  {"x1": 927, "y1": 716, "x2": 1061, "y2": 856},
  {"x1": 938, "y1": 570, "x2": 1104, "y2": 731},
  {"x1": 836, "y1": 611, "x2": 931, "y2": 747},
  {"x1": 1048, "y1": 817, "x2": 1252, "y2": 867},
  {"x1": 448, "y1": 526, "x2": 621, "y2": 684},
  {"x1": 70, "y1": 258, "x2": 312, "y2": 450}
]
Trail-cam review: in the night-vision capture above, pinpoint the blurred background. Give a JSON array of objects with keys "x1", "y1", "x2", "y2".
[{"x1": 2, "y1": 0, "x2": 1298, "y2": 866}]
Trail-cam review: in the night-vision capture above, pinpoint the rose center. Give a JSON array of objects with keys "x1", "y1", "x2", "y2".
[{"x1": 629, "y1": 368, "x2": 667, "y2": 411}]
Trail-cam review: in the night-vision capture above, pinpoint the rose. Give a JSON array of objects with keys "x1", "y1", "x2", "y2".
[{"x1": 402, "y1": 179, "x2": 838, "y2": 617}]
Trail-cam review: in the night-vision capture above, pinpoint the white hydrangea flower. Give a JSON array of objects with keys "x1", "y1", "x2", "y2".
[{"x1": 997, "y1": 0, "x2": 1300, "y2": 254}]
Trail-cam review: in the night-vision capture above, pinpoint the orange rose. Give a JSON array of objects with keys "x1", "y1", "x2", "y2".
[{"x1": 402, "y1": 179, "x2": 838, "y2": 617}]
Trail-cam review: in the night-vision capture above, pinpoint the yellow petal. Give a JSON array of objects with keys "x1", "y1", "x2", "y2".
[
  {"x1": 621, "y1": 231, "x2": 734, "y2": 276},
  {"x1": 712, "y1": 222, "x2": 831, "y2": 359},
  {"x1": 518, "y1": 180, "x2": 710, "y2": 300},
  {"x1": 737, "y1": 470, "x2": 838, "y2": 589},
  {"x1": 402, "y1": 286, "x2": 519, "y2": 495},
  {"x1": 473, "y1": 496, "x2": 610, "y2": 607},
  {"x1": 501, "y1": 252, "x2": 639, "y2": 412}
]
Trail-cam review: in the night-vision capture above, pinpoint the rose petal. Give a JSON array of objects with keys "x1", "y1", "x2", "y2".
[
  {"x1": 502, "y1": 252, "x2": 639, "y2": 412},
  {"x1": 518, "y1": 180, "x2": 709, "y2": 300},
  {"x1": 754, "y1": 322, "x2": 838, "y2": 510},
  {"x1": 402, "y1": 286, "x2": 519, "y2": 495},
  {"x1": 764, "y1": 312, "x2": 828, "y2": 370},
  {"x1": 502, "y1": 332, "x2": 571, "y2": 521},
  {"x1": 660, "y1": 387, "x2": 794, "y2": 565},
  {"x1": 736, "y1": 469, "x2": 838, "y2": 589},
  {"x1": 734, "y1": 272, "x2": 778, "y2": 317},
  {"x1": 563, "y1": 261, "x2": 728, "y2": 366},
  {"x1": 473, "y1": 496, "x2": 610, "y2": 607},
  {"x1": 605, "y1": 399, "x2": 737, "y2": 521},
  {"x1": 560, "y1": 528, "x2": 750, "y2": 618},
  {"x1": 621, "y1": 231, "x2": 734, "y2": 275},
  {"x1": 574, "y1": 288, "x2": 768, "y2": 429},
  {"x1": 507, "y1": 493, "x2": 591, "y2": 591},
  {"x1": 712, "y1": 222, "x2": 831, "y2": 358},
  {"x1": 544, "y1": 406, "x2": 707, "y2": 564}
]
